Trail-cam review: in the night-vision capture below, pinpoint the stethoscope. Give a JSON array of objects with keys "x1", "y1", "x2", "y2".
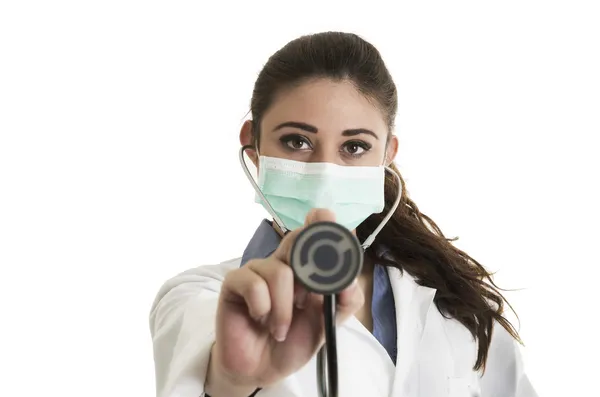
[{"x1": 240, "y1": 146, "x2": 402, "y2": 397}]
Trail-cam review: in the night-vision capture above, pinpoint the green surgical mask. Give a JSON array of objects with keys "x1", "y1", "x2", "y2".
[{"x1": 240, "y1": 146, "x2": 403, "y2": 250}]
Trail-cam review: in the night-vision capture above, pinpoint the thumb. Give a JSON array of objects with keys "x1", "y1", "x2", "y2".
[{"x1": 304, "y1": 208, "x2": 336, "y2": 226}]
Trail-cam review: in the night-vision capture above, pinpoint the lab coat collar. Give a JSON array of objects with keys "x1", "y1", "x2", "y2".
[
  {"x1": 388, "y1": 266, "x2": 437, "y2": 396},
  {"x1": 240, "y1": 219, "x2": 280, "y2": 266}
]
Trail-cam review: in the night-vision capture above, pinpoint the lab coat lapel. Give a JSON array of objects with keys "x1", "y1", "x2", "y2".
[{"x1": 388, "y1": 266, "x2": 437, "y2": 397}]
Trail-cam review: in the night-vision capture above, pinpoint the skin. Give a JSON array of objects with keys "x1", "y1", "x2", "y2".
[{"x1": 205, "y1": 79, "x2": 398, "y2": 397}]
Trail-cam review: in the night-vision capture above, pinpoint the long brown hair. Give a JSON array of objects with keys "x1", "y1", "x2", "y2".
[{"x1": 249, "y1": 31, "x2": 521, "y2": 372}]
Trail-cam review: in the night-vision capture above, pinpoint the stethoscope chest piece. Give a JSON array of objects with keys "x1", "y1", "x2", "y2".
[{"x1": 290, "y1": 221, "x2": 363, "y2": 296}]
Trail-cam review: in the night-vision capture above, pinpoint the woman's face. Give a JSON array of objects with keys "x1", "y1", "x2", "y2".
[{"x1": 241, "y1": 79, "x2": 398, "y2": 167}]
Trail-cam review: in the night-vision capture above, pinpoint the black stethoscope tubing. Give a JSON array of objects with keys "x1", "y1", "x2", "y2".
[{"x1": 317, "y1": 294, "x2": 339, "y2": 397}]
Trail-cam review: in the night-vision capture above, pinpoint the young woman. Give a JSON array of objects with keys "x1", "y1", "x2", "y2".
[{"x1": 149, "y1": 32, "x2": 537, "y2": 397}]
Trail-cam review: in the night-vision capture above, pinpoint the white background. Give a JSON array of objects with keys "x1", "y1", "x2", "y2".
[{"x1": 1, "y1": 1, "x2": 599, "y2": 396}]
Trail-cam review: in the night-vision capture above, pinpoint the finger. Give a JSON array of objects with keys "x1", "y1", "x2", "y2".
[
  {"x1": 221, "y1": 264, "x2": 271, "y2": 321},
  {"x1": 304, "y1": 208, "x2": 336, "y2": 226},
  {"x1": 293, "y1": 279, "x2": 309, "y2": 310},
  {"x1": 334, "y1": 279, "x2": 365, "y2": 325},
  {"x1": 300, "y1": 281, "x2": 362, "y2": 326},
  {"x1": 247, "y1": 259, "x2": 295, "y2": 342}
]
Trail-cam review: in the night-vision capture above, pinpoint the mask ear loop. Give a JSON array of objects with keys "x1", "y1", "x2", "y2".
[
  {"x1": 360, "y1": 166, "x2": 403, "y2": 250},
  {"x1": 239, "y1": 145, "x2": 290, "y2": 235}
]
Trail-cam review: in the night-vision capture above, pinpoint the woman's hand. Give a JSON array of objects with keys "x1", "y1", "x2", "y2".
[{"x1": 206, "y1": 209, "x2": 364, "y2": 397}]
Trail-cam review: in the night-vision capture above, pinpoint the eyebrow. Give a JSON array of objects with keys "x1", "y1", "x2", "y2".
[{"x1": 273, "y1": 121, "x2": 379, "y2": 140}]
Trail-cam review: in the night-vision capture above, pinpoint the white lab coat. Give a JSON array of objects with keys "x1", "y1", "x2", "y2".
[{"x1": 149, "y1": 258, "x2": 537, "y2": 397}]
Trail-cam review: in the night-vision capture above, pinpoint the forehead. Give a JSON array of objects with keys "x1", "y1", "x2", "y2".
[{"x1": 261, "y1": 79, "x2": 388, "y2": 136}]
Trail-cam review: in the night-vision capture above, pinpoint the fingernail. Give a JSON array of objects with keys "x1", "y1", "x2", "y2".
[{"x1": 273, "y1": 325, "x2": 288, "y2": 342}]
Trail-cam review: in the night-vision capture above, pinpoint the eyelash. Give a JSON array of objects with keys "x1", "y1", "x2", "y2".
[{"x1": 279, "y1": 134, "x2": 372, "y2": 158}]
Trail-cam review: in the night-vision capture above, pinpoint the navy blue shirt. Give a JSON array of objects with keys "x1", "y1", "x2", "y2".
[{"x1": 240, "y1": 219, "x2": 398, "y2": 365}]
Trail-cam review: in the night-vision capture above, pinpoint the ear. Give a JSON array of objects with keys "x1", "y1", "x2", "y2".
[
  {"x1": 384, "y1": 135, "x2": 399, "y2": 166},
  {"x1": 240, "y1": 119, "x2": 258, "y2": 167}
]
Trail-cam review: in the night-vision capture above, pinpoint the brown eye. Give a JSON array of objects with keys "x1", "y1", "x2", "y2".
[
  {"x1": 288, "y1": 137, "x2": 307, "y2": 149},
  {"x1": 342, "y1": 141, "x2": 369, "y2": 157},
  {"x1": 280, "y1": 134, "x2": 312, "y2": 151},
  {"x1": 345, "y1": 143, "x2": 363, "y2": 154}
]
